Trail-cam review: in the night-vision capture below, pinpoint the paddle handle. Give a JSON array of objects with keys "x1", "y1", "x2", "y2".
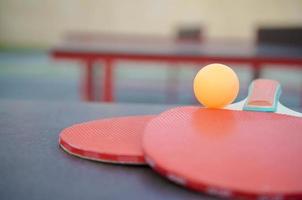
[{"x1": 243, "y1": 79, "x2": 281, "y2": 112}]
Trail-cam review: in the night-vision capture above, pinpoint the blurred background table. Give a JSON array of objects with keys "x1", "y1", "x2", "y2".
[{"x1": 51, "y1": 32, "x2": 302, "y2": 102}]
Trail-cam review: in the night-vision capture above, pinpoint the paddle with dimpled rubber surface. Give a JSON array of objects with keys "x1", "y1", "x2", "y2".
[
  {"x1": 142, "y1": 79, "x2": 302, "y2": 199},
  {"x1": 59, "y1": 78, "x2": 301, "y2": 169}
]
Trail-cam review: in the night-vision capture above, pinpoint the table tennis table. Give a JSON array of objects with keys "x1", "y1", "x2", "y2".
[{"x1": 51, "y1": 33, "x2": 302, "y2": 102}]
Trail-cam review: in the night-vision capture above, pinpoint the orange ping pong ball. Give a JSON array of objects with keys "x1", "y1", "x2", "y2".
[{"x1": 193, "y1": 63, "x2": 239, "y2": 108}]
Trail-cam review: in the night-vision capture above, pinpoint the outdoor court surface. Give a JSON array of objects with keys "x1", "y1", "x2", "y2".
[{"x1": 0, "y1": 51, "x2": 301, "y2": 110}]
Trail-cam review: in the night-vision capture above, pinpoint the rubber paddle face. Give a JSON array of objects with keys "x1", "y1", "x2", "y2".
[
  {"x1": 143, "y1": 106, "x2": 302, "y2": 199},
  {"x1": 59, "y1": 115, "x2": 154, "y2": 164}
]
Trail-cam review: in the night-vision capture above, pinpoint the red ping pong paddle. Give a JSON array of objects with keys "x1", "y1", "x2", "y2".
[
  {"x1": 59, "y1": 115, "x2": 154, "y2": 164},
  {"x1": 143, "y1": 79, "x2": 302, "y2": 199}
]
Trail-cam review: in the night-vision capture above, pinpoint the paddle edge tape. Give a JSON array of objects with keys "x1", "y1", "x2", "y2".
[
  {"x1": 144, "y1": 154, "x2": 301, "y2": 199},
  {"x1": 243, "y1": 79, "x2": 281, "y2": 112},
  {"x1": 59, "y1": 136, "x2": 146, "y2": 165}
]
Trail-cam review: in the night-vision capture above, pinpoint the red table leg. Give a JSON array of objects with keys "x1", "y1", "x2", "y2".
[
  {"x1": 300, "y1": 82, "x2": 302, "y2": 107},
  {"x1": 102, "y1": 58, "x2": 114, "y2": 102},
  {"x1": 81, "y1": 60, "x2": 94, "y2": 101}
]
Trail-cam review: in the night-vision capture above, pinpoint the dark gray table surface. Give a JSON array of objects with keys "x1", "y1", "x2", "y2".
[{"x1": 0, "y1": 100, "x2": 220, "y2": 200}]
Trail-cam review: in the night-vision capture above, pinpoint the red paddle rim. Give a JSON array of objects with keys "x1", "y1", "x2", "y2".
[
  {"x1": 59, "y1": 138, "x2": 146, "y2": 164},
  {"x1": 144, "y1": 156, "x2": 302, "y2": 199}
]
